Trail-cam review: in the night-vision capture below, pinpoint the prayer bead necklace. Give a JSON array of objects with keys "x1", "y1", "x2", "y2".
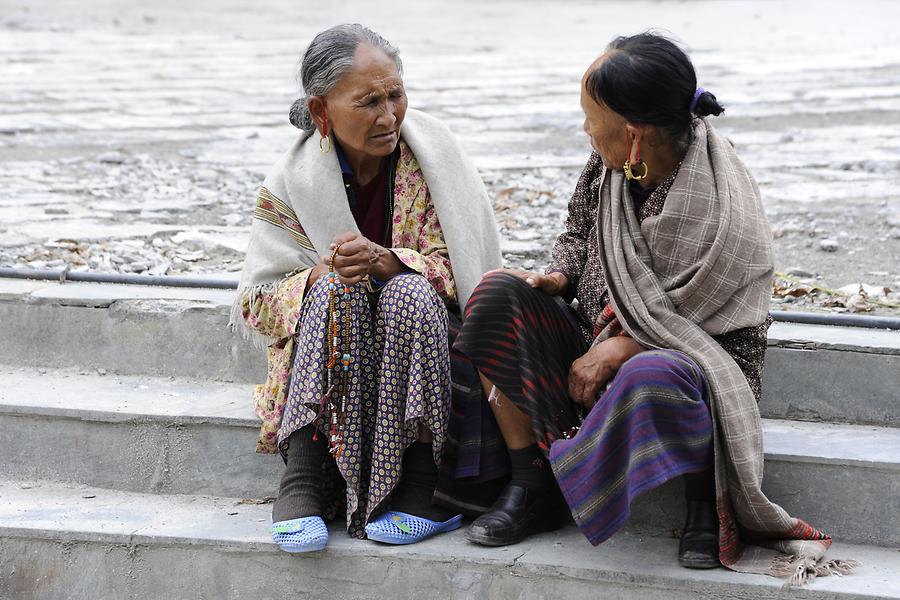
[{"x1": 321, "y1": 245, "x2": 352, "y2": 457}]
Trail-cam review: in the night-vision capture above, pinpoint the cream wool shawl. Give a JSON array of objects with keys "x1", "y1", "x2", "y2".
[
  {"x1": 232, "y1": 108, "x2": 501, "y2": 341},
  {"x1": 597, "y1": 118, "x2": 855, "y2": 584}
]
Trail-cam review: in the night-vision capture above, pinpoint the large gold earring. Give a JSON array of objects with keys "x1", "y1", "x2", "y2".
[{"x1": 624, "y1": 159, "x2": 648, "y2": 181}]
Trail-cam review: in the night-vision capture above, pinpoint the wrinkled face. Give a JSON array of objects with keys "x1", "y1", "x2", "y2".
[
  {"x1": 580, "y1": 56, "x2": 630, "y2": 170},
  {"x1": 324, "y1": 44, "x2": 407, "y2": 162}
]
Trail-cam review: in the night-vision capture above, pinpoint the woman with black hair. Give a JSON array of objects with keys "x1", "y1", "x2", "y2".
[{"x1": 455, "y1": 32, "x2": 850, "y2": 584}]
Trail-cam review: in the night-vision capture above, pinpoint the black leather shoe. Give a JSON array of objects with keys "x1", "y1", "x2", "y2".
[
  {"x1": 465, "y1": 484, "x2": 566, "y2": 547},
  {"x1": 678, "y1": 500, "x2": 720, "y2": 569}
]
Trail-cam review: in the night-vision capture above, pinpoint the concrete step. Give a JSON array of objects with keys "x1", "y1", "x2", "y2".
[
  {"x1": 2, "y1": 279, "x2": 899, "y2": 426},
  {"x1": 0, "y1": 366, "x2": 271, "y2": 500},
  {"x1": 761, "y1": 322, "x2": 900, "y2": 427},
  {"x1": 0, "y1": 279, "x2": 266, "y2": 384},
  {"x1": 2, "y1": 366, "x2": 898, "y2": 547},
  {"x1": 1, "y1": 480, "x2": 897, "y2": 600}
]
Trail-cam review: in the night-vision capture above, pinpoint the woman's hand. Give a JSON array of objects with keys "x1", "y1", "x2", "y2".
[
  {"x1": 490, "y1": 269, "x2": 568, "y2": 296},
  {"x1": 324, "y1": 232, "x2": 375, "y2": 286},
  {"x1": 568, "y1": 336, "x2": 645, "y2": 410},
  {"x1": 325, "y1": 231, "x2": 406, "y2": 286}
]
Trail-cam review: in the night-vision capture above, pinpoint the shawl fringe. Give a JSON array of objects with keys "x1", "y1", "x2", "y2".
[
  {"x1": 228, "y1": 282, "x2": 278, "y2": 352},
  {"x1": 773, "y1": 555, "x2": 861, "y2": 588}
]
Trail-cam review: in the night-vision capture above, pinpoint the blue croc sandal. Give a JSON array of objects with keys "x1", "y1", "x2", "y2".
[
  {"x1": 365, "y1": 511, "x2": 463, "y2": 545},
  {"x1": 271, "y1": 516, "x2": 328, "y2": 553}
]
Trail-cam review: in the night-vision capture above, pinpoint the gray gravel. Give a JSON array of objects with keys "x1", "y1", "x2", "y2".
[{"x1": 1, "y1": 0, "x2": 898, "y2": 314}]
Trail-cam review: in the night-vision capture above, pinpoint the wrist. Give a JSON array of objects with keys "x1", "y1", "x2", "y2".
[
  {"x1": 549, "y1": 271, "x2": 568, "y2": 295},
  {"x1": 369, "y1": 246, "x2": 403, "y2": 280},
  {"x1": 305, "y1": 265, "x2": 326, "y2": 292}
]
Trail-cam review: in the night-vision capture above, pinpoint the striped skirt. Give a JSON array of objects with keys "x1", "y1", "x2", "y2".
[
  {"x1": 433, "y1": 313, "x2": 510, "y2": 515},
  {"x1": 455, "y1": 272, "x2": 714, "y2": 544}
]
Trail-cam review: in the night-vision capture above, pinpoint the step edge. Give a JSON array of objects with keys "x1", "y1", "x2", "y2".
[
  {"x1": 2, "y1": 521, "x2": 895, "y2": 599},
  {"x1": 3, "y1": 405, "x2": 896, "y2": 469},
  {"x1": 763, "y1": 453, "x2": 900, "y2": 471},
  {"x1": 0, "y1": 403, "x2": 260, "y2": 428},
  {"x1": 3, "y1": 297, "x2": 900, "y2": 356}
]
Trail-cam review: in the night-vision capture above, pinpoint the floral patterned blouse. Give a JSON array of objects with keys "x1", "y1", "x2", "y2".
[{"x1": 242, "y1": 140, "x2": 456, "y2": 453}]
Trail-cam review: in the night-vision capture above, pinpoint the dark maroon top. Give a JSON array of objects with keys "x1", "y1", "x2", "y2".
[
  {"x1": 349, "y1": 168, "x2": 391, "y2": 247},
  {"x1": 335, "y1": 139, "x2": 396, "y2": 247}
]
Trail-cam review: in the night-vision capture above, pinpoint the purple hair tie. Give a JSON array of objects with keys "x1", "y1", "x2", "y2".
[{"x1": 689, "y1": 87, "x2": 705, "y2": 114}]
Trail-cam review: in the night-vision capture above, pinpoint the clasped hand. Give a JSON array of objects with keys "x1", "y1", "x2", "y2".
[
  {"x1": 308, "y1": 231, "x2": 401, "y2": 288},
  {"x1": 568, "y1": 334, "x2": 646, "y2": 411}
]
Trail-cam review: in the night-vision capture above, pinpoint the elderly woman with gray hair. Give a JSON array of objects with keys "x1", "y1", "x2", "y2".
[{"x1": 232, "y1": 24, "x2": 500, "y2": 552}]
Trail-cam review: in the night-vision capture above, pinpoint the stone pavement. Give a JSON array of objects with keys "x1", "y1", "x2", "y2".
[{"x1": 1, "y1": 0, "x2": 899, "y2": 311}]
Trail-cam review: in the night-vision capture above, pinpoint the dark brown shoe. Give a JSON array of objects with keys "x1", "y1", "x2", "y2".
[
  {"x1": 678, "y1": 500, "x2": 720, "y2": 569},
  {"x1": 465, "y1": 484, "x2": 566, "y2": 547}
]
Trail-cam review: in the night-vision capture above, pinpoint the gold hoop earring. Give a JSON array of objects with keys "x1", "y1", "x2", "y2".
[
  {"x1": 320, "y1": 133, "x2": 331, "y2": 154},
  {"x1": 624, "y1": 159, "x2": 648, "y2": 181}
]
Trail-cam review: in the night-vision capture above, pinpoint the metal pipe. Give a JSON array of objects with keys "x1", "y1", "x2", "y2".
[
  {"x1": 0, "y1": 267, "x2": 238, "y2": 290},
  {"x1": 1, "y1": 267, "x2": 898, "y2": 330},
  {"x1": 769, "y1": 310, "x2": 899, "y2": 330}
]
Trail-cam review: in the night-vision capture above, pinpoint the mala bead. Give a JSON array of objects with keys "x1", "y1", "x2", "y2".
[{"x1": 323, "y1": 245, "x2": 354, "y2": 457}]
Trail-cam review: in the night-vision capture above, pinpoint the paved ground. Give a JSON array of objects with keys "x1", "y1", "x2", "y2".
[{"x1": 1, "y1": 0, "x2": 899, "y2": 314}]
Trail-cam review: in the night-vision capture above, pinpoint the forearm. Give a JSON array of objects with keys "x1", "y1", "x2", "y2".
[
  {"x1": 304, "y1": 262, "x2": 329, "y2": 293},
  {"x1": 545, "y1": 266, "x2": 576, "y2": 300},
  {"x1": 569, "y1": 335, "x2": 647, "y2": 408},
  {"x1": 610, "y1": 336, "x2": 646, "y2": 367},
  {"x1": 546, "y1": 271, "x2": 569, "y2": 296}
]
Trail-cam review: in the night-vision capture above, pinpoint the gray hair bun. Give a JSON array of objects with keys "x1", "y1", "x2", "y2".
[
  {"x1": 288, "y1": 24, "x2": 402, "y2": 131},
  {"x1": 289, "y1": 97, "x2": 315, "y2": 131}
]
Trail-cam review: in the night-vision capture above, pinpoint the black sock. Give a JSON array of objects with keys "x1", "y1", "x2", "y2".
[
  {"x1": 272, "y1": 424, "x2": 325, "y2": 523},
  {"x1": 390, "y1": 441, "x2": 456, "y2": 522},
  {"x1": 508, "y1": 444, "x2": 553, "y2": 493}
]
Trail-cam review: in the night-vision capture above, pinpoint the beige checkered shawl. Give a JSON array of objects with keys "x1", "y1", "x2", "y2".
[{"x1": 597, "y1": 118, "x2": 855, "y2": 584}]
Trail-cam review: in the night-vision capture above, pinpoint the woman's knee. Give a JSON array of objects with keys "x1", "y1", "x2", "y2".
[
  {"x1": 474, "y1": 271, "x2": 528, "y2": 297},
  {"x1": 304, "y1": 272, "x2": 367, "y2": 308},
  {"x1": 378, "y1": 273, "x2": 445, "y2": 320},
  {"x1": 465, "y1": 271, "x2": 531, "y2": 319},
  {"x1": 615, "y1": 350, "x2": 706, "y2": 398},
  {"x1": 380, "y1": 272, "x2": 439, "y2": 300}
]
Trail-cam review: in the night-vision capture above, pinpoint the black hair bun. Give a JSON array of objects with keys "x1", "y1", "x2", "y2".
[{"x1": 694, "y1": 91, "x2": 725, "y2": 117}]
